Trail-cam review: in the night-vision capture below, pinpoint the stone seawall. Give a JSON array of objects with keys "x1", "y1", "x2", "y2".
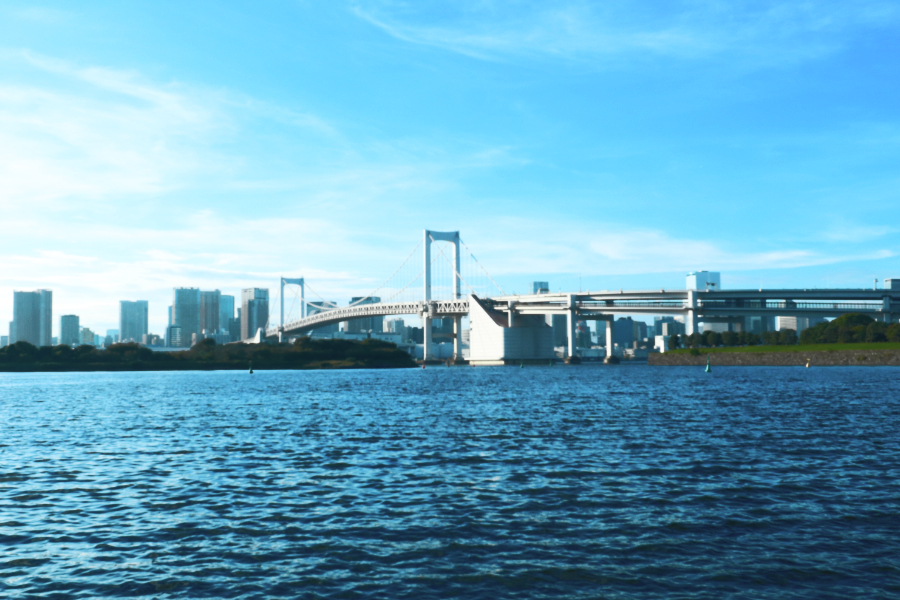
[{"x1": 649, "y1": 349, "x2": 900, "y2": 366}]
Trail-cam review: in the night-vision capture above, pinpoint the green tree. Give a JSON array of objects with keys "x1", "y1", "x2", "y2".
[
  {"x1": 887, "y1": 323, "x2": 900, "y2": 343},
  {"x1": 865, "y1": 321, "x2": 888, "y2": 343},
  {"x1": 721, "y1": 331, "x2": 739, "y2": 346},
  {"x1": 668, "y1": 334, "x2": 681, "y2": 349},
  {"x1": 778, "y1": 329, "x2": 798, "y2": 345}
]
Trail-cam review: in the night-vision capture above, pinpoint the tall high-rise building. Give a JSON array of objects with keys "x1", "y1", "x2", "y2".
[
  {"x1": 81, "y1": 327, "x2": 95, "y2": 346},
  {"x1": 0, "y1": 336, "x2": 7, "y2": 348},
  {"x1": 551, "y1": 314, "x2": 567, "y2": 347},
  {"x1": 230, "y1": 308, "x2": 242, "y2": 342},
  {"x1": 219, "y1": 295, "x2": 235, "y2": 334},
  {"x1": 60, "y1": 315, "x2": 80, "y2": 346},
  {"x1": 172, "y1": 288, "x2": 201, "y2": 347},
  {"x1": 120, "y1": 301, "x2": 149, "y2": 343},
  {"x1": 241, "y1": 289, "x2": 269, "y2": 340},
  {"x1": 166, "y1": 325, "x2": 183, "y2": 348},
  {"x1": 200, "y1": 290, "x2": 221, "y2": 335},
  {"x1": 345, "y1": 297, "x2": 382, "y2": 333},
  {"x1": 686, "y1": 271, "x2": 722, "y2": 291},
  {"x1": 532, "y1": 281, "x2": 550, "y2": 294},
  {"x1": 614, "y1": 317, "x2": 635, "y2": 348},
  {"x1": 12, "y1": 290, "x2": 52, "y2": 347}
]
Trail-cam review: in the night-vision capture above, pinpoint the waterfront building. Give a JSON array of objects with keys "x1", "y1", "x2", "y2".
[
  {"x1": 12, "y1": 290, "x2": 52, "y2": 347},
  {"x1": 551, "y1": 314, "x2": 568, "y2": 347},
  {"x1": 686, "y1": 271, "x2": 721, "y2": 291},
  {"x1": 655, "y1": 316, "x2": 685, "y2": 337},
  {"x1": 219, "y1": 295, "x2": 235, "y2": 335},
  {"x1": 230, "y1": 308, "x2": 242, "y2": 341},
  {"x1": 166, "y1": 325, "x2": 183, "y2": 348},
  {"x1": 777, "y1": 316, "x2": 798, "y2": 332},
  {"x1": 575, "y1": 320, "x2": 591, "y2": 348},
  {"x1": 634, "y1": 320, "x2": 648, "y2": 342},
  {"x1": 344, "y1": 297, "x2": 382, "y2": 334},
  {"x1": 385, "y1": 317, "x2": 406, "y2": 337},
  {"x1": 0, "y1": 336, "x2": 7, "y2": 347},
  {"x1": 60, "y1": 315, "x2": 80, "y2": 346},
  {"x1": 172, "y1": 288, "x2": 201, "y2": 348},
  {"x1": 120, "y1": 301, "x2": 148, "y2": 342},
  {"x1": 241, "y1": 289, "x2": 269, "y2": 340},
  {"x1": 614, "y1": 317, "x2": 635, "y2": 348},
  {"x1": 200, "y1": 290, "x2": 221, "y2": 336}
]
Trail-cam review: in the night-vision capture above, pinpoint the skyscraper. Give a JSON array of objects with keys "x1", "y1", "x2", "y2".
[
  {"x1": 12, "y1": 290, "x2": 52, "y2": 347},
  {"x1": 241, "y1": 288, "x2": 269, "y2": 340},
  {"x1": 686, "y1": 271, "x2": 722, "y2": 291},
  {"x1": 532, "y1": 281, "x2": 550, "y2": 294},
  {"x1": 200, "y1": 290, "x2": 221, "y2": 335},
  {"x1": 60, "y1": 315, "x2": 80, "y2": 346},
  {"x1": 120, "y1": 300, "x2": 149, "y2": 343},
  {"x1": 172, "y1": 288, "x2": 201, "y2": 348},
  {"x1": 614, "y1": 317, "x2": 635, "y2": 348},
  {"x1": 219, "y1": 295, "x2": 235, "y2": 334}
]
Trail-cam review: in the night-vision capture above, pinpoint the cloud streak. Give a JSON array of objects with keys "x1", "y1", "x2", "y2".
[{"x1": 352, "y1": 0, "x2": 900, "y2": 66}]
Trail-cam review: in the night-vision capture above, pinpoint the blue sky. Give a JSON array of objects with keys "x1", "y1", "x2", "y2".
[{"x1": 2, "y1": 1, "x2": 899, "y2": 335}]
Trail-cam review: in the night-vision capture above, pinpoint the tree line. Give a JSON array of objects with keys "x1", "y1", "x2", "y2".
[
  {"x1": 799, "y1": 313, "x2": 900, "y2": 344},
  {"x1": 0, "y1": 337, "x2": 416, "y2": 371},
  {"x1": 666, "y1": 312, "x2": 900, "y2": 350}
]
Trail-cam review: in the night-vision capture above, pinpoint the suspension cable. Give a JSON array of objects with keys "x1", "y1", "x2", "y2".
[
  {"x1": 428, "y1": 234, "x2": 477, "y2": 297},
  {"x1": 459, "y1": 237, "x2": 506, "y2": 295}
]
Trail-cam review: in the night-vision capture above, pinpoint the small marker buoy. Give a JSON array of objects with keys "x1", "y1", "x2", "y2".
[
  {"x1": 704, "y1": 355, "x2": 711, "y2": 373},
  {"x1": 249, "y1": 362, "x2": 254, "y2": 374},
  {"x1": 422, "y1": 364, "x2": 425, "y2": 369},
  {"x1": 805, "y1": 359, "x2": 810, "y2": 368}
]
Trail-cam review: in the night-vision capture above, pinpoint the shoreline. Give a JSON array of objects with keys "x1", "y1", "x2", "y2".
[{"x1": 650, "y1": 348, "x2": 900, "y2": 366}]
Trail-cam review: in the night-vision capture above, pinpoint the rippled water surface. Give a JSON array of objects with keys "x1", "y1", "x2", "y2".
[{"x1": 2, "y1": 365, "x2": 899, "y2": 599}]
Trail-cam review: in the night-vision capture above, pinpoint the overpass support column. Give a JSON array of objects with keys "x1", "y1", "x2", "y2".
[
  {"x1": 566, "y1": 294, "x2": 576, "y2": 359},
  {"x1": 685, "y1": 290, "x2": 698, "y2": 336},
  {"x1": 605, "y1": 317, "x2": 614, "y2": 356}
]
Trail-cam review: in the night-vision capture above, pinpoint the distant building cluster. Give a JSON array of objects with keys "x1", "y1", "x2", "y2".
[{"x1": 2, "y1": 269, "x2": 889, "y2": 355}]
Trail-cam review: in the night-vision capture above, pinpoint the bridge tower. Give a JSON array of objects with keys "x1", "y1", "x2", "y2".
[
  {"x1": 280, "y1": 277, "x2": 305, "y2": 328},
  {"x1": 423, "y1": 230, "x2": 462, "y2": 361}
]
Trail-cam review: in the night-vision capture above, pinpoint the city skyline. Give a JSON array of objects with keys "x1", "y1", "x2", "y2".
[{"x1": 2, "y1": 2, "x2": 899, "y2": 334}]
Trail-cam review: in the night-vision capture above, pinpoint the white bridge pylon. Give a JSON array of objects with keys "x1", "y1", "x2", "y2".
[{"x1": 423, "y1": 230, "x2": 462, "y2": 361}]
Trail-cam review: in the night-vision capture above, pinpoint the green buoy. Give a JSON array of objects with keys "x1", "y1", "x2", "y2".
[
  {"x1": 249, "y1": 362, "x2": 254, "y2": 374},
  {"x1": 704, "y1": 355, "x2": 711, "y2": 373}
]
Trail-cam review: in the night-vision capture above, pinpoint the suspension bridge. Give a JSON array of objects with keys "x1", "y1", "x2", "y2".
[{"x1": 257, "y1": 229, "x2": 900, "y2": 364}]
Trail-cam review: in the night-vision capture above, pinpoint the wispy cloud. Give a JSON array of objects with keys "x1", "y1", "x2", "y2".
[
  {"x1": 461, "y1": 217, "x2": 897, "y2": 278},
  {"x1": 351, "y1": 0, "x2": 900, "y2": 66}
]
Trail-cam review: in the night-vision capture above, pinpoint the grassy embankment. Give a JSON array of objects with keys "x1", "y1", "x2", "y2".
[{"x1": 669, "y1": 342, "x2": 900, "y2": 355}]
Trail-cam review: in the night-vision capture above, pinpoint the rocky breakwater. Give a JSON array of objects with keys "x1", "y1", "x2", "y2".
[{"x1": 650, "y1": 349, "x2": 900, "y2": 366}]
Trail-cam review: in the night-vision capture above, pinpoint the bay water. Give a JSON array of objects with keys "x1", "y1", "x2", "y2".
[{"x1": 1, "y1": 366, "x2": 898, "y2": 598}]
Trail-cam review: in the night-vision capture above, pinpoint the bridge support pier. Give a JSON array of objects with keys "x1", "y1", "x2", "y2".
[
  {"x1": 423, "y1": 315, "x2": 433, "y2": 361},
  {"x1": 453, "y1": 316, "x2": 462, "y2": 360},
  {"x1": 566, "y1": 294, "x2": 576, "y2": 360}
]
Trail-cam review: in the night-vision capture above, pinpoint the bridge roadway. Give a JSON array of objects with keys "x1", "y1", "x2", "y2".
[{"x1": 264, "y1": 287, "x2": 898, "y2": 349}]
